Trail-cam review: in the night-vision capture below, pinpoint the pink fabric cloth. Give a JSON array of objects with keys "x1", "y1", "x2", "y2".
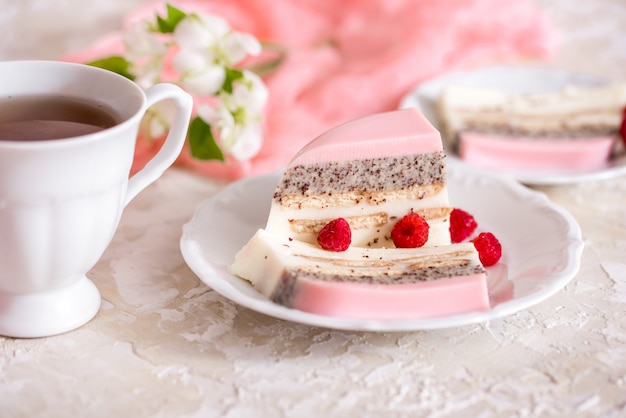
[{"x1": 64, "y1": 0, "x2": 557, "y2": 180}]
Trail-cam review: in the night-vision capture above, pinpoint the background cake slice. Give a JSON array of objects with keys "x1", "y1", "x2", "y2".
[
  {"x1": 438, "y1": 83, "x2": 626, "y2": 171},
  {"x1": 267, "y1": 108, "x2": 451, "y2": 248}
]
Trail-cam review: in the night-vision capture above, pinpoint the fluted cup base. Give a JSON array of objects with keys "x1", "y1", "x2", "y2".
[{"x1": 0, "y1": 277, "x2": 101, "y2": 338}]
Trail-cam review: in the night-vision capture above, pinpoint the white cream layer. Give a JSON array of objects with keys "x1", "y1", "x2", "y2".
[{"x1": 266, "y1": 186, "x2": 451, "y2": 248}]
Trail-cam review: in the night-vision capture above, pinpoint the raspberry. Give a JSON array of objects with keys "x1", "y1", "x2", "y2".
[
  {"x1": 391, "y1": 213, "x2": 429, "y2": 248},
  {"x1": 449, "y1": 208, "x2": 478, "y2": 243},
  {"x1": 619, "y1": 106, "x2": 626, "y2": 144},
  {"x1": 471, "y1": 232, "x2": 502, "y2": 267},
  {"x1": 317, "y1": 218, "x2": 352, "y2": 251}
]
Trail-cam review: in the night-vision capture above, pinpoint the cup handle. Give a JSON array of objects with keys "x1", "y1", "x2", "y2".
[{"x1": 124, "y1": 83, "x2": 193, "y2": 206}]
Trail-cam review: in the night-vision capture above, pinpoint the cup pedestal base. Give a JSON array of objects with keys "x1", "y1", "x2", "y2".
[{"x1": 0, "y1": 277, "x2": 101, "y2": 338}]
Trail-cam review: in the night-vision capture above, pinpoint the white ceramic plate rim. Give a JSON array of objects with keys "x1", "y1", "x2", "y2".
[
  {"x1": 180, "y1": 167, "x2": 584, "y2": 331},
  {"x1": 399, "y1": 66, "x2": 626, "y2": 185}
]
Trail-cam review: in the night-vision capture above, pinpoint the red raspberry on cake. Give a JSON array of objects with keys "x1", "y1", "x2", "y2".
[
  {"x1": 471, "y1": 232, "x2": 502, "y2": 267},
  {"x1": 317, "y1": 218, "x2": 352, "y2": 251},
  {"x1": 391, "y1": 213, "x2": 429, "y2": 248},
  {"x1": 449, "y1": 208, "x2": 478, "y2": 243}
]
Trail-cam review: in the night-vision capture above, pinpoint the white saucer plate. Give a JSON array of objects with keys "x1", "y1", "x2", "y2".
[
  {"x1": 399, "y1": 66, "x2": 626, "y2": 185},
  {"x1": 180, "y1": 167, "x2": 584, "y2": 332}
]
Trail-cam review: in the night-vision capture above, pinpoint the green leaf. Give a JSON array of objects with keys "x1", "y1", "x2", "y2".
[
  {"x1": 156, "y1": 3, "x2": 187, "y2": 33},
  {"x1": 222, "y1": 68, "x2": 244, "y2": 94},
  {"x1": 188, "y1": 117, "x2": 225, "y2": 161},
  {"x1": 86, "y1": 56, "x2": 134, "y2": 80}
]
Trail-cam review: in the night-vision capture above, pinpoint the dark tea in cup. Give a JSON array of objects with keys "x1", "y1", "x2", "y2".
[{"x1": 0, "y1": 95, "x2": 119, "y2": 141}]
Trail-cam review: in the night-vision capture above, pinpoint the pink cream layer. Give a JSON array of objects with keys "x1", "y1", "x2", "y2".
[
  {"x1": 290, "y1": 274, "x2": 489, "y2": 320},
  {"x1": 290, "y1": 108, "x2": 443, "y2": 166},
  {"x1": 460, "y1": 133, "x2": 616, "y2": 171}
]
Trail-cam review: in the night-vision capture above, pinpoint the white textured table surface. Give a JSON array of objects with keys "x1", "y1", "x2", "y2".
[{"x1": 2, "y1": 1, "x2": 626, "y2": 417}]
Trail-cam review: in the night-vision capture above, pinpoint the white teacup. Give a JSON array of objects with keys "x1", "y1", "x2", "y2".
[{"x1": 0, "y1": 60, "x2": 193, "y2": 338}]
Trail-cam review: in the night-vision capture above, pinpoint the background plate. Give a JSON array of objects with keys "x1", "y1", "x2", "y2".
[
  {"x1": 180, "y1": 166, "x2": 584, "y2": 331},
  {"x1": 399, "y1": 66, "x2": 626, "y2": 185}
]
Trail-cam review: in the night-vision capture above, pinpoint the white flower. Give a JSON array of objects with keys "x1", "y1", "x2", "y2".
[
  {"x1": 114, "y1": 6, "x2": 269, "y2": 161},
  {"x1": 123, "y1": 23, "x2": 167, "y2": 88},
  {"x1": 172, "y1": 48, "x2": 225, "y2": 96},
  {"x1": 231, "y1": 71, "x2": 268, "y2": 113},
  {"x1": 173, "y1": 13, "x2": 230, "y2": 50},
  {"x1": 142, "y1": 101, "x2": 177, "y2": 138},
  {"x1": 226, "y1": 121, "x2": 265, "y2": 160},
  {"x1": 197, "y1": 70, "x2": 268, "y2": 160},
  {"x1": 222, "y1": 32, "x2": 262, "y2": 64},
  {"x1": 172, "y1": 12, "x2": 262, "y2": 96}
]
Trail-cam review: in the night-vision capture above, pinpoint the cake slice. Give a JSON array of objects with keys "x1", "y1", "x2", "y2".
[
  {"x1": 267, "y1": 108, "x2": 451, "y2": 248},
  {"x1": 438, "y1": 83, "x2": 626, "y2": 171},
  {"x1": 231, "y1": 229, "x2": 487, "y2": 320},
  {"x1": 229, "y1": 108, "x2": 492, "y2": 320}
]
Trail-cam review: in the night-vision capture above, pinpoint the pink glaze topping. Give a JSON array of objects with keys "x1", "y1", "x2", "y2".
[
  {"x1": 289, "y1": 108, "x2": 443, "y2": 166},
  {"x1": 290, "y1": 273, "x2": 489, "y2": 320},
  {"x1": 460, "y1": 133, "x2": 617, "y2": 171}
]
